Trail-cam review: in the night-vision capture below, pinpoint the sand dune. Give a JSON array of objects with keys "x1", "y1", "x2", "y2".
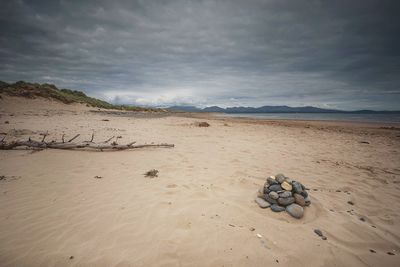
[{"x1": 0, "y1": 96, "x2": 399, "y2": 266}]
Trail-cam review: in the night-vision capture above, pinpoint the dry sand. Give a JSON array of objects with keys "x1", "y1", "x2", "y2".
[{"x1": 0, "y1": 95, "x2": 400, "y2": 266}]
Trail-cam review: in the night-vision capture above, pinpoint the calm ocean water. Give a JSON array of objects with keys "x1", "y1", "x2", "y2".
[{"x1": 219, "y1": 113, "x2": 400, "y2": 123}]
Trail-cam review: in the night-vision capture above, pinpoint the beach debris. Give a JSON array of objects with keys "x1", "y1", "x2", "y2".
[
  {"x1": 0, "y1": 132, "x2": 174, "y2": 151},
  {"x1": 69, "y1": 256, "x2": 74, "y2": 260},
  {"x1": 249, "y1": 227, "x2": 255, "y2": 231},
  {"x1": 144, "y1": 169, "x2": 159, "y2": 178},
  {"x1": 256, "y1": 233, "x2": 262, "y2": 238},
  {"x1": 387, "y1": 251, "x2": 395, "y2": 255},
  {"x1": 359, "y1": 141, "x2": 370, "y2": 144},
  {"x1": 101, "y1": 119, "x2": 110, "y2": 121},
  {"x1": 197, "y1": 121, "x2": 210, "y2": 127},
  {"x1": 347, "y1": 201, "x2": 354, "y2": 205},
  {"x1": 314, "y1": 229, "x2": 323, "y2": 237},
  {"x1": 314, "y1": 229, "x2": 328, "y2": 240},
  {"x1": 369, "y1": 249, "x2": 376, "y2": 253},
  {"x1": 256, "y1": 174, "x2": 311, "y2": 218},
  {"x1": 313, "y1": 229, "x2": 328, "y2": 240},
  {"x1": 4, "y1": 121, "x2": 9, "y2": 124},
  {"x1": 94, "y1": 175, "x2": 103, "y2": 179}
]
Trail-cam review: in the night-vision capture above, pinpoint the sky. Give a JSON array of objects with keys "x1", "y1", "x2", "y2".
[{"x1": 0, "y1": 0, "x2": 399, "y2": 110}]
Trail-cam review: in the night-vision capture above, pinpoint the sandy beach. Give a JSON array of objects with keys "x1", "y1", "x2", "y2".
[{"x1": 0, "y1": 95, "x2": 399, "y2": 267}]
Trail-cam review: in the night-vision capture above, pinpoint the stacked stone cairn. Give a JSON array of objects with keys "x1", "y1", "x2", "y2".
[{"x1": 255, "y1": 174, "x2": 311, "y2": 219}]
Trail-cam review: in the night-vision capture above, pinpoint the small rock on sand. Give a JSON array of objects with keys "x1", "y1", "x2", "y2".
[
  {"x1": 255, "y1": 197, "x2": 270, "y2": 208},
  {"x1": 286, "y1": 203, "x2": 304, "y2": 218},
  {"x1": 270, "y1": 204, "x2": 285, "y2": 212},
  {"x1": 314, "y1": 229, "x2": 323, "y2": 236}
]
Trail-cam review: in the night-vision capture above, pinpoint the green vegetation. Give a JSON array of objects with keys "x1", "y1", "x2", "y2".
[{"x1": 0, "y1": 81, "x2": 160, "y2": 112}]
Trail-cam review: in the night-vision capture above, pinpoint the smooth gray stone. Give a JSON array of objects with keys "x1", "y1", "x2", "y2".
[
  {"x1": 269, "y1": 191, "x2": 279, "y2": 200},
  {"x1": 269, "y1": 184, "x2": 282, "y2": 192},
  {"x1": 277, "y1": 196, "x2": 295, "y2": 206},
  {"x1": 255, "y1": 197, "x2": 271, "y2": 208},
  {"x1": 279, "y1": 191, "x2": 292, "y2": 198},
  {"x1": 270, "y1": 204, "x2": 285, "y2": 212},
  {"x1": 292, "y1": 181, "x2": 303, "y2": 194},
  {"x1": 264, "y1": 195, "x2": 278, "y2": 204},
  {"x1": 286, "y1": 204, "x2": 304, "y2": 219}
]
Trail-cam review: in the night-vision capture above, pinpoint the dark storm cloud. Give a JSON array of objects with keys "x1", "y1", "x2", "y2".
[{"x1": 0, "y1": 0, "x2": 399, "y2": 109}]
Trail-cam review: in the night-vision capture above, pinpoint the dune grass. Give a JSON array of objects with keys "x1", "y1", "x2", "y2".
[{"x1": 0, "y1": 81, "x2": 159, "y2": 112}]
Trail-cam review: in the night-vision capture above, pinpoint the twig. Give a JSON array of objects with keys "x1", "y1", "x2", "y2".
[
  {"x1": 68, "y1": 134, "x2": 80, "y2": 143},
  {"x1": 41, "y1": 131, "x2": 48, "y2": 142},
  {"x1": 103, "y1": 136, "x2": 114, "y2": 143},
  {"x1": 84, "y1": 132, "x2": 95, "y2": 143}
]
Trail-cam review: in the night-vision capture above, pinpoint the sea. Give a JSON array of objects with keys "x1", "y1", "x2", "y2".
[{"x1": 219, "y1": 113, "x2": 400, "y2": 123}]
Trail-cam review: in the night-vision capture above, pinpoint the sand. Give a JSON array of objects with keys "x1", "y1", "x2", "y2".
[{"x1": 0, "y1": 95, "x2": 400, "y2": 266}]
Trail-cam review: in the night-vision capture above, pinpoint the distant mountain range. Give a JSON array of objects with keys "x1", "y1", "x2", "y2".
[{"x1": 167, "y1": 105, "x2": 400, "y2": 114}]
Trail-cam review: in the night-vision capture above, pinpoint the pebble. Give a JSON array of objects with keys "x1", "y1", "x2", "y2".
[
  {"x1": 269, "y1": 191, "x2": 279, "y2": 200},
  {"x1": 369, "y1": 249, "x2": 376, "y2": 253},
  {"x1": 267, "y1": 176, "x2": 278, "y2": 185},
  {"x1": 277, "y1": 196, "x2": 295, "y2": 206},
  {"x1": 292, "y1": 181, "x2": 303, "y2": 193},
  {"x1": 387, "y1": 252, "x2": 395, "y2": 255},
  {"x1": 269, "y1": 184, "x2": 282, "y2": 192},
  {"x1": 348, "y1": 201, "x2": 354, "y2": 205},
  {"x1": 279, "y1": 191, "x2": 292, "y2": 198},
  {"x1": 264, "y1": 195, "x2": 278, "y2": 204},
  {"x1": 275, "y1": 174, "x2": 286, "y2": 184},
  {"x1": 281, "y1": 181, "x2": 292, "y2": 191},
  {"x1": 255, "y1": 197, "x2": 270, "y2": 208},
  {"x1": 294, "y1": 193, "x2": 306, "y2": 206},
  {"x1": 300, "y1": 190, "x2": 308, "y2": 198},
  {"x1": 270, "y1": 204, "x2": 285, "y2": 212},
  {"x1": 257, "y1": 187, "x2": 265, "y2": 197},
  {"x1": 304, "y1": 196, "x2": 311, "y2": 206},
  {"x1": 314, "y1": 229, "x2": 323, "y2": 236},
  {"x1": 286, "y1": 204, "x2": 304, "y2": 218}
]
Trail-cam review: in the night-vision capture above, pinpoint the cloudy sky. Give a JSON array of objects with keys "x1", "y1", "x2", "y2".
[{"x1": 0, "y1": 0, "x2": 399, "y2": 110}]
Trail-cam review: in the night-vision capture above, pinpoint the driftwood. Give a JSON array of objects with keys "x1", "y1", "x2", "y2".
[{"x1": 0, "y1": 133, "x2": 174, "y2": 151}]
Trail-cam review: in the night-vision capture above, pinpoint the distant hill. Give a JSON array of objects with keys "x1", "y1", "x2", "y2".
[
  {"x1": 0, "y1": 81, "x2": 159, "y2": 112},
  {"x1": 167, "y1": 105, "x2": 400, "y2": 114}
]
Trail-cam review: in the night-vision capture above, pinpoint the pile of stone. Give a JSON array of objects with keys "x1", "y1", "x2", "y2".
[{"x1": 255, "y1": 174, "x2": 311, "y2": 219}]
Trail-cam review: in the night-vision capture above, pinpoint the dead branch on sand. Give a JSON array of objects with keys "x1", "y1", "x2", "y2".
[{"x1": 0, "y1": 133, "x2": 174, "y2": 152}]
